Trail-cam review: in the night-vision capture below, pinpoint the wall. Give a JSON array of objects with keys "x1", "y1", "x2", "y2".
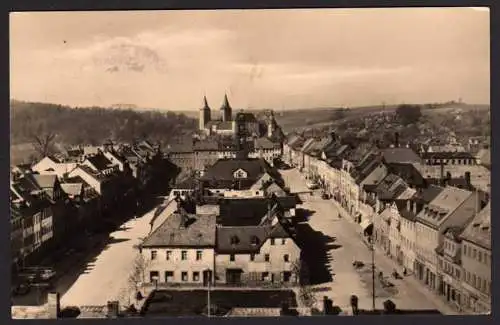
[
  {"x1": 69, "y1": 168, "x2": 102, "y2": 194},
  {"x1": 400, "y1": 218, "x2": 416, "y2": 271},
  {"x1": 142, "y1": 247, "x2": 215, "y2": 284},
  {"x1": 215, "y1": 237, "x2": 300, "y2": 285},
  {"x1": 460, "y1": 240, "x2": 491, "y2": 309}
]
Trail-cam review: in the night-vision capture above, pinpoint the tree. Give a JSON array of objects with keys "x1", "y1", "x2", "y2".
[
  {"x1": 126, "y1": 252, "x2": 151, "y2": 303},
  {"x1": 395, "y1": 104, "x2": 422, "y2": 125},
  {"x1": 31, "y1": 132, "x2": 56, "y2": 158}
]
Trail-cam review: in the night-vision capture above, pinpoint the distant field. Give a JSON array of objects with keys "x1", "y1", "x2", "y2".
[{"x1": 275, "y1": 104, "x2": 489, "y2": 134}]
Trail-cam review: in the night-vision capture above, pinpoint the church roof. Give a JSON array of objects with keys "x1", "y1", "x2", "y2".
[
  {"x1": 202, "y1": 95, "x2": 210, "y2": 110},
  {"x1": 220, "y1": 93, "x2": 231, "y2": 111}
]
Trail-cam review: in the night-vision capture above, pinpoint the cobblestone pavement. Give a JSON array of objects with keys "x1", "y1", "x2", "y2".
[{"x1": 280, "y1": 168, "x2": 459, "y2": 314}]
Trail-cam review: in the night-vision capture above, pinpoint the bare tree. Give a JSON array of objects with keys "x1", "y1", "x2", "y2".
[
  {"x1": 31, "y1": 132, "x2": 57, "y2": 158},
  {"x1": 127, "y1": 252, "x2": 151, "y2": 300}
]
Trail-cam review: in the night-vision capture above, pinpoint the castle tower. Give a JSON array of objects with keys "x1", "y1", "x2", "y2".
[
  {"x1": 220, "y1": 93, "x2": 232, "y2": 122},
  {"x1": 199, "y1": 95, "x2": 211, "y2": 130},
  {"x1": 266, "y1": 110, "x2": 275, "y2": 137}
]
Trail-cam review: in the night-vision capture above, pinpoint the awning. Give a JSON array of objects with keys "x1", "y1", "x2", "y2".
[{"x1": 360, "y1": 219, "x2": 373, "y2": 232}]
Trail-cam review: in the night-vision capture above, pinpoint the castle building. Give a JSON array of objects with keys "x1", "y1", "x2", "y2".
[
  {"x1": 198, "y1": 94, "x2": 282, "y2": 140},
  {"x1": 199, "y1": 94, "x2": 237, "y2": 136}
]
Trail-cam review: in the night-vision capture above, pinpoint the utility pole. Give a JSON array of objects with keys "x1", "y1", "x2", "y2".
[
  {"x1": 371, "y1": 237, "x2": 376, "y2": 311},
  {"x1": 207, "y1": 270, "x2": 211, "y2": 318}
]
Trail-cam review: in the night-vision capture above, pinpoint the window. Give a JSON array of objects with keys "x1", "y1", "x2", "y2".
[
  {"x1": 149, "y1": 271, "x2": 159, "y2": 282},
  {"x1": 466, "y1": 271, "x2": 470, "y2": 283},
  {"x1": 196, "y1": 250, "x2": 202, "y2": 261},
  {"x1": 270, "y1": 238, "x2": 275, "y2": 245},
  {"x1": 151, "y1": 250, "x2": 158, "y2": 260},
  {"x1": 182, "y1": 272, "x2": 188, "y2": 281},
  {"x1": 261, "y1": 272, "x2": 269, "y2": 281},
  {"x1": 282, "y1": 239, "x2": 286, "y2": 245},
  {"x1": 455, "y1": 269, "x2": 460, "y2": 279},
  {"x1": 478, "y1": 251, "x2": 482, "y2": 262},
  {"x1": 265, "y1": 254, "x2": 270, "y2": 262},
  {"x1": 473, "y1": 248, "x2": 477, "y2": 259},
  {"x1": 250, "y1": 236, "x2": 260, "y2": 246},
  {"x1": 250, "y1": 254, "x2": 255, "y2": 261},
  {"x1": 283, "y1": 271, "x2": 292, "y2": 282},
  {"x1": 193, "y1": 272, "x2": 200, "y2": 282},
  {"x1": 283, "y1": 254, "x2": 290, "y2": 262},
  {"x1": 230, "y1": 254, "x2": 235, "y2": 261},
  {"x1": 181, "y1": 251, "x2": 187, "y2": 260},
  {"x1": 166, "y1": 250, "x2": 172, "y2": 260},
  {"x1": 165, "y1": 271, "x2": 174, "y2": 282},
  {"x1": 463, "y1": 245, "x2": 467, "y2": 256}
]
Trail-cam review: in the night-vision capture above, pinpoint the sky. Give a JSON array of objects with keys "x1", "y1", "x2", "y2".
[{"x1": 10, "y1": 8, "x2": 490, "y2": 111}]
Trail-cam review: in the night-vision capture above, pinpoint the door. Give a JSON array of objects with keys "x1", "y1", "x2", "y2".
[{"x1": 226, "y1": 269, "x2": 242, "y2": 285}]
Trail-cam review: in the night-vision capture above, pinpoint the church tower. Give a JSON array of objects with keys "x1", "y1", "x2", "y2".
[
  {"x1": 220, "y1": 93, "x2": 232, "y2": 122},
  {"x1": 199, "y1": 95, "x2": 211, "y2": 131}
]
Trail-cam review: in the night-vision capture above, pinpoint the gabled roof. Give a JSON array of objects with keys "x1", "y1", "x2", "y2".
[
  {"x1": 254, "y1": 137, "x2": 280, "y2": 150},
  {"x1": 460, "y1": 201, "x2": 490, "y2": 250},
  {"x1": 413, "y1": 185, "x2": 445, "y2": 204},
  {"x1": 165, "y1": 141, "x2": 194, "y2": 154},
  {"x1": 32, "y1": 174, "x2": 58, "y2": 189},
  {"x1": 217, "y1": 198, "x2": 271, "y2": 226},
  {"x1": 60, "y1": 183, "x2": 83, "y2": 196},
  {"x1": 216, "y1": 226, "x2": 270, "y2": 254},
  {"x1": 386, "y1": 163, "x2": 426, "y2": 187},
  {"x1": 382, "y1": 147, "x2": 422, "y2": 164},
  {"x1": 201, "y1": 158, "x2": 270, "y2": 182},
  {"x1": 416, "y1": 186, "x2": 473, "y2": 227},
  {"x1": 141, "y1": 213, "x2": 217, "y2": 248},
  {"x1": 86, "y1": 154, "x2": 114, "y2": 171},
  {"x1": 216, "y1": 222, "x2": 294, "y2": 254}
]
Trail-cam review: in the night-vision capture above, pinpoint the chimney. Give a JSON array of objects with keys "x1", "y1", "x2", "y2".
[
  {"x1": 47, "y1": 292, "x2": 61, "y2": 319},
  {"x1": 394, "y1": 132, "x2": 399, "y2": 147},
  {"x1": 465, "y1": 171, "x2": 471, "y2": 189},
  {"x1": 106, "y1": 301, "x2": 120, "y2": 318}
]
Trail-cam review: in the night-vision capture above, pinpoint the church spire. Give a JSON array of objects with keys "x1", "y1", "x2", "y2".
[
  {"x1": 203, "y1": 95, "x2": 210, "y2": 110},
  {"x1": 220, "y1": 92, "x2": 232, "y2": 122}
]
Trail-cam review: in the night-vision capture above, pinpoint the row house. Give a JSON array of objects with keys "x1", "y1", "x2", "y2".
[
  {"x1": 282, "y1": 134, "x2": 304, "y2": 167},
  {"x1": 215, "y1": 220, "x2": 300, "y2": 286},
  {"x1": 397, "y1": 186, "x2": 444, "y2": 272},
  {"x1": 435, "y1": 226, "x2": 465, "y2": 311},
  {"x1": 32, "y1": 155, "x2": 78, "y2": 179},
  {"x1": 458, "y1": 202, "x2": 491, "y2": 314},
  {"x1": 248, "y1": 137, "x2": 282, "y2": 166},
  {"x1": 199, "y1": 158, "x2": 283, "y2": 196},
  {"x1": 10, "y1": 179, "x2": 54, "y2": 269},
  {"x1": 414, "y1": 186, "x2": 478, "y2": 295},
  {"x1": 421, "y1": 151, "x2": 477, "y2": 166},
  {"x1": 140, "y1": 209, "x2": 300, "y2": 286}
]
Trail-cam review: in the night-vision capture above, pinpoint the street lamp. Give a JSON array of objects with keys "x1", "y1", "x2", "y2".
[
  {"x1": 370, "y1": 236, "x2": 376, "y2": 311},
  {"x1": 204, "y1": 269, "x2": 212, "y2": 318}
]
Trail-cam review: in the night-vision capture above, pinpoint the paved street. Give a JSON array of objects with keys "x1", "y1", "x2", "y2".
[
  {"x1": 280, "y1": 168, "x2": 458, "y2": 314},
  {"x1": 57, "y1": 198, "x2": 176, "y2": 308}
]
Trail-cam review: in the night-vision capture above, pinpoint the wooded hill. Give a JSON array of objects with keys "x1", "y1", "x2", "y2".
[{"x1": 10, "y1": 100, "x2": 197, "y2": 147}]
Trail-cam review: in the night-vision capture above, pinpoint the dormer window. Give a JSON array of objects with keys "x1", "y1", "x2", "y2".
[{"x1": 230, "y1": 235, "x2": 240, "y2": 245}]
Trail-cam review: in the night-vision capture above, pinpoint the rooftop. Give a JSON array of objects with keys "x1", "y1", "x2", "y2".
[
  {"x1": 460, "y1": 201, "x2": 490, "y2": 250},
  {"x1": 381, "y1": 147, "x2": 422, "y2": 164},
  {"x1": 141, "y1": 213, "x2": 217, "y2": 248}
]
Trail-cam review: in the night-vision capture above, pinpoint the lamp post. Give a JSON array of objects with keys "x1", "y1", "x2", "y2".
[
  {"x1": 205, "y1": 269, "x2": 212, "y2": 318},
  {"x1": 370, "y1": 236, "x2": 376, "y2": 311}
]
